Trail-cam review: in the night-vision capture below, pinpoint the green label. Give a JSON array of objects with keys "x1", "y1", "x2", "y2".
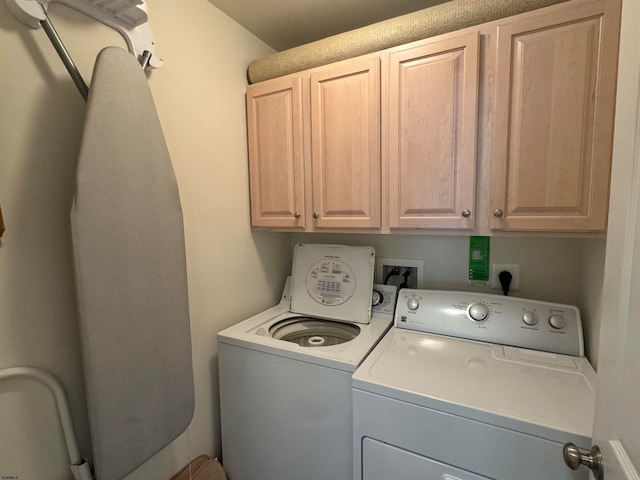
[{"x1": 468, "y1": 236, "x2": 490, "y2": 285}]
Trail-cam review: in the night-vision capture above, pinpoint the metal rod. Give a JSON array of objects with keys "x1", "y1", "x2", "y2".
[
  {"x1": 139, "y1": 49, "x2": 152, "y2": 70},
  {"x1": 0, "y1": 366, "x2": 94, "y2": 480},
  {"x1": 38, "y1": 5, "x2": 89, "y2": 101}
]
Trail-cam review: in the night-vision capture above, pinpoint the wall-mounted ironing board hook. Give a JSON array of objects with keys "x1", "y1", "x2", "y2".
[{"x1": 5, "y1": 0, "x2": 163, "y2": 101}]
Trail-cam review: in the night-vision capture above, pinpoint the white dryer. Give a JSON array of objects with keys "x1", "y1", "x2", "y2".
[
  {"x1": 353, "y1": 289, "x2": 596, "y2": 480},
  {"x1": 218, "y1": 244, "x2": 396, "y2": 480}
]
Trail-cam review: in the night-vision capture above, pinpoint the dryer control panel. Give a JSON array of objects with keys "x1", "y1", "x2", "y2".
[{"x1": 394, "y1": 289, "x2": 584, "y2": 357}]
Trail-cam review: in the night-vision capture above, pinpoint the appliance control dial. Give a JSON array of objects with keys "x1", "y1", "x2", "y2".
[
  {"x1": 372, "y1": 290, "x2": 382, "y2": 306},
  {"x1": 549, "y1": 315, "x2": 566, "y2": 329},
  {"x1": 522, "y1": 312, "x2": 538, "y2": 326},
  {"x1": 468, "y1": 303, "x2": 489, "y2": 322},
  {"x1": 407, "y1": 298, "x2": 419, "y2": 311}
]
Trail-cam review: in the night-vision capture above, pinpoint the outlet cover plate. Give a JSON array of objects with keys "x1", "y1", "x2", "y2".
[
  {"x1": 490, "y1": 263, "x2": 520, "y2": 291},
  {"x1": 376, "y1": 258, "x2": 424, "y2": 288}
]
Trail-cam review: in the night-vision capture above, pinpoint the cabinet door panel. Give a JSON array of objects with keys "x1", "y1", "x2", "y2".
[
  {"x1": 388, "y1": 32, "x2": 479, "y2": 230},
  {"x1": 247, "y1": 76, "x2": 305, "y2": 229},
  {"x1": 491, "y1": 0, "x2": 618, "y2": 232},
  {"x1": 310, "y1": 58, "x2": 381, "y2": 229}
]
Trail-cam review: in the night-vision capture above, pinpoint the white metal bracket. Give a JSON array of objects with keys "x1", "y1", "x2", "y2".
[
  {"x1": 0, "y1": 367, "x2": 94, "y2": 480},
  {"x1": 6, "y1": 0, "x2": 163, "y2": 68}
]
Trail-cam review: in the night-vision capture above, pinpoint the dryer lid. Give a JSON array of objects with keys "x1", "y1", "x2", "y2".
[{"x1": 290, "y1": 244, "x2": 375, "y2": 324}]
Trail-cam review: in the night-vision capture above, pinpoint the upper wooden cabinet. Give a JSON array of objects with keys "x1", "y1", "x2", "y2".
[
  {"x1": 387, "y1": 32, "x2": 480, "y2": 230},
  {"x1": 490, "y1": 0, "x2": 620, "y2": 232},
  {"x1": 247, "y1": 56, "x2": 382, "y2": 231},
  {"x1": 246, "y1": 0, "x2": 620, "y2": 235},
  {"x1": 310, "y1": 57, "x2": 381, "y2": 230},
  {"x1": 247, "y1": 75, "x2": 306, "y2": 229}
]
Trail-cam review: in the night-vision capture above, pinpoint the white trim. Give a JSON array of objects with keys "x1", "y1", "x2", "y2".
[{"x1": 611, "y1": 440, "x2": 640, "y2": 480}]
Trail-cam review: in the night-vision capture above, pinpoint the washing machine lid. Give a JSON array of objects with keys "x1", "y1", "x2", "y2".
[{"x1": 290, "y1": 244, "x2": 375, "y2": 324}]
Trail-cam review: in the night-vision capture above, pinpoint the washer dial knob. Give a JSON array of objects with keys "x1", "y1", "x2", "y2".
[
  {"x1": 522, "y1": 312, "x2": 538, "y2": 326},
  {"x1": 468, "y1": 303, "x2": 489, "y2": 322},
  {"x1": 407, "y1": 298, "x2": 419, "y2": 311},
  {"x1": 549, "y1": 315, "x2": 566, "y2": 329},
  {"x1": 372, "y1": 290, "x2": 382, "y2": 306}
]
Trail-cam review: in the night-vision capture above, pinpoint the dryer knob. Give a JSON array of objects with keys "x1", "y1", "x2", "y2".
[
  {"x1": 468, "y1": 303, "x2": 489, "y2": 322},
  {"x1": 549, "y1": 315, "x2": 566, "y2": 329},
  {"x1": 407, "y1": 298, "x2": 419, "y2": 310}
]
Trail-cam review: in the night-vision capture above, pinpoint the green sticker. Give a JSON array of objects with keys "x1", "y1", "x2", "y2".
[{"x1": 468, "y1": 236, "x2": 490, "y2": 285}]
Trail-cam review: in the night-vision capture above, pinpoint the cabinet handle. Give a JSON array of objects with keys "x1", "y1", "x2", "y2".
[
  {"x1": 462, "y1": 209, "x2": 471, "y2": 218},
  {"x1": 494, "y1": 208, "x2": 504, "y2": 218},
  {"x1": 293, "y1": 212, "x2": 301, "y2": 219},
  {"x1": 313, "y1": 212, "x2": 319, "y2": 219}
]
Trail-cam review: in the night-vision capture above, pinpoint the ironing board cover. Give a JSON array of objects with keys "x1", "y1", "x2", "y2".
[{"x1": 70, "y1": 47, "x2": 194, "y2": 480}]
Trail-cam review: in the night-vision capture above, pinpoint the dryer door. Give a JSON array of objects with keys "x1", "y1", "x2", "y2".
[{"x1": 362, "y1": 438, "x2": 491, "y2": 480}]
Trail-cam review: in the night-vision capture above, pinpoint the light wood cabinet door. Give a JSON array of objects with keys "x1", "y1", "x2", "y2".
[
  {"x1": 247, "y1": 76, "x2": 306, "y2": 229},
  {"x1": 310, "y1": 57, "x2": 381, "y2": 230},
  {"x1": 387, "y1": 32, "x2": 480, "y2": 230},
  {"x1": 490, "y1": 0, "x2": 619, "y2": 232}
]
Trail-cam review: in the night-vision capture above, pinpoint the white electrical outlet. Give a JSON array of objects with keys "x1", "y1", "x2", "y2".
[
  {"x1": 490, "y1": 264, "x2": 520, "y2": 291},
  {"x1": 376, "y1": 258, "x2": 424, "y2": 289}
]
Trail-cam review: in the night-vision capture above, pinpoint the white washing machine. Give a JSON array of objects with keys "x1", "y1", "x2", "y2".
[
  {"x1": 353, "y1": 289, "x2": 596, "y2": 480},
  {"x1": 218, "y1": 244, "x2": 396, "y2": 480}
]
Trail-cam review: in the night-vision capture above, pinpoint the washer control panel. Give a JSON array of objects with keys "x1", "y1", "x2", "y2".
[
  {"x1": 395, "y1": 289, "x2": 584, "y2": 357},
  {"x1": 371, "y1": 284, "x2": 397, "y2": 316}
]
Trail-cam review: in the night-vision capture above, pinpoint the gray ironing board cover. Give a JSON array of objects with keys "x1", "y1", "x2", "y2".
[{"x1": 71, "y1": 46, "x2": 194, "y2": 480}]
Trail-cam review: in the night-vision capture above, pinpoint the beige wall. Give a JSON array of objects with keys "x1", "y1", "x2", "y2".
[
  {"x1": 292, "y1": 233, "x2": 585, "y2": 302},
  {"x1": 578, "y1": 239, "x2": 607, "y2": 368},
  {"x1": 0, "y1": 1, "x2": 292, "y2": 479}
]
